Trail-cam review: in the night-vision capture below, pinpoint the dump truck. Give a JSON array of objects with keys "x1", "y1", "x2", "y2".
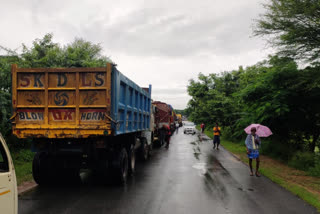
[
  {"x1": 11, "y1": 63, "x2": 152, "y2": 184},
  {"x1": 176, "y1": 114, "x2": 183, "y2": 127},
  {"x1": 152, "y1": 101, "x2": 175, "y2": 144},
  {"x1": 152, "y1": 101, "x2": 172, "y2": 129},
  {"x1": 168, "y1": 105, "x2": 176, "y2": 133}
]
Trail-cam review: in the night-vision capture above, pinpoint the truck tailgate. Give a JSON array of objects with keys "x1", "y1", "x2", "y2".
[{"x1": 11, "y1": 64, "x2": 112, "y2": 138}]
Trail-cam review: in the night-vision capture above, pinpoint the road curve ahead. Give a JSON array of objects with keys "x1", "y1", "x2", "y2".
[{"x1": 19, "y1": 129, "x2": 318, "y2": 214}]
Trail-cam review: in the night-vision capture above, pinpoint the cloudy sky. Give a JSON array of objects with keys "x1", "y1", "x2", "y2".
[{"x1": 0, "y1": 0, "x2": 270, "y2": 109}]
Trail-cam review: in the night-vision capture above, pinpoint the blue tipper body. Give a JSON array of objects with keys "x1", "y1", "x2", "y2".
[{"x1": 110, "y1": 65, "x2": 152, "y2": 135}]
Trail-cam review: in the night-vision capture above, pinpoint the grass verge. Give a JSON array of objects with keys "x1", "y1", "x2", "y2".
[
  {"x1": 200, "y1": 127, "x2": 320, "y2": 211},
  {"x1": 11, "y1": 149, "x2": 34, "y2": 185}
]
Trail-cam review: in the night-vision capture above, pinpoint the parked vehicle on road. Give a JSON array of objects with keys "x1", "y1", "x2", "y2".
[
  {"x1": 152, "y1": 101, "x2": 175, "y2": 143},
  {"x1": 176, "y1": 114, "x2": 183, "y2": 127},
  {"x1": 11, "y1": 63, "x2": 152, "y2": 184},
  {"x1": 0, "y1": 133, "x2": 18, "y2": 214},
  {"x1": 183, "y1": 122, "x2": 196, "y2": 135},
  {"x1": 168, "y1": 105, "x2": 176, "y2": 133}
]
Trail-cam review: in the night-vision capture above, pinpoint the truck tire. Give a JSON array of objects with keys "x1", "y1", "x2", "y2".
[
  {"x1": 128, "y1": 144, "x2": 136, "y2": 175},
  {"x1": 139, "y1": 138, "x2": 149, "y2": 161},
  {"x1": 32, "y1": 152, "x2": 49, "y2": 185},
  {"x1": 113, "y1": 148, "x2": 128, "y2": 184}
]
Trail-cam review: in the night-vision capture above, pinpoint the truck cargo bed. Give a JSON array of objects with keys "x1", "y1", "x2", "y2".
[{"x1": 11, "y1": 63, "x2": 151, "y2": 138}]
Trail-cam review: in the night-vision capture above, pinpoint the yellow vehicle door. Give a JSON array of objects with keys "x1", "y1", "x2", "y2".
[{"x1": 0, "y1": 133, "x2": 17, "y2": 214}]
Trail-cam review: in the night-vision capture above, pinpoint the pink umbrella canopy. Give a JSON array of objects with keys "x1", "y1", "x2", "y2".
[{"x1": 244, "y1": 124, "x2": 273, "y2": 137}]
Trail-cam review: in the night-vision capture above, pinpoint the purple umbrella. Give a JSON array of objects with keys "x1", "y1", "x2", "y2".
[{"x1": 244, "y1": 124, "x2": 272, "y2": 137}]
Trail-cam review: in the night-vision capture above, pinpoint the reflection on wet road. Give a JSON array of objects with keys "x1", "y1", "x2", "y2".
[{"x1": 19, "y1": 130, "x2": 318, "y2": 214}]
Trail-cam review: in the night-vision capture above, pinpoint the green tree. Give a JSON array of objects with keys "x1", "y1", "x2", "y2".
[
  {"x1": 20, "y1": 34, "x2": 111, "y2": 68},
  {"x1": 0, "y1": 55, "x2": 19, "y2": 137},
  {"x1": 187, "y1": 73, "x2": 214, "y2": 124},
  {"x1": 187, "y1": 55, "x2": 320, "y2": 152},
  {"x1": 237, "y1": 56, "x2": 320, "y2": 151},
  {"x1": 186, "y1": 71, "x2": 242, "y2": 131},
  {"x1": 254, "y1": 0, "x2": 320, "y2": 62}
]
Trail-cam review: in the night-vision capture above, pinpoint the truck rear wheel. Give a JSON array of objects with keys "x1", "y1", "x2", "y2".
[
  {"x1": 113, "y1": 148, "x2": 128, "y2": 184},
  {"x1": 139, "y1": 138, "x2": 149, "y2": 161},
  {"x1": 32, "y1": 152, "x2": 49, "y2": 185}
]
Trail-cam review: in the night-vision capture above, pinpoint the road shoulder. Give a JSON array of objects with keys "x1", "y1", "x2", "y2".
[
  {"x1": 199, "y1": 129, "x2": 320, "y2": 212},
  {"x1": 18, "y1": 180, "x2": 37, "y2": 195}
]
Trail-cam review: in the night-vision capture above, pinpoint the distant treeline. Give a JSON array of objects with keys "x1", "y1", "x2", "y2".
[
  {"x1": 186, "y1": 56, "x2": 320, "y2": 152},
  {"x1": 174, "y1": 109, "x2": 186, "y2": 116}
]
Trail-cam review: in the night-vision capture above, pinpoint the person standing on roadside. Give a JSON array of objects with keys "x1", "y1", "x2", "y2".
[
  {"x1": 245, "y1": 127, "x2": 261, "y2": 177},
  {"x1": 159, "y1": 125, "x2": 167, "y2": 146},
  {"x1": 201, "y1": 123, "x2": 205, "y2": 133},
  {"x1": 165, "y1": 125, "x2": 171, "y2": 149},
  {"x1": 213, "y1": 123, "x2": 221, "y2": 150}
]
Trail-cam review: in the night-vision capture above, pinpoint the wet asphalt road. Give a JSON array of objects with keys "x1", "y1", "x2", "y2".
[{"x1": 19, "y1": 129, "x2": 318, "y2": 214}]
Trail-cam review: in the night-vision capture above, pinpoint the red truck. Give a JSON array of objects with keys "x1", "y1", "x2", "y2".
[{"x1": 152, "y1": 101, "x2": 175, "y2": 146}]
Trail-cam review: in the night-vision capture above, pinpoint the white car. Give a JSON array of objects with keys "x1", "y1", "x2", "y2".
[
  {"x1": 183, "y1": 122, "x2": 196, "y2": 135},
  {"x1": 0, "y1": 133, "x2": 18, "y2": 214}
]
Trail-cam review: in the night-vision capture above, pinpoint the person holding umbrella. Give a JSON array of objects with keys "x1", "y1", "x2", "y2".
[
  {"x1": 245, "y1": 127, "x2": 261, "y2": 177},
  {"x1": 244, "y1": 124, "x2": 272, "y2": 177}
]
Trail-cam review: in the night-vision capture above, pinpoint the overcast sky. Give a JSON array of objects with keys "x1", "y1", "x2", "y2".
[{"x1": 0, "y1": 0, "x2": 270, "y2": 109}]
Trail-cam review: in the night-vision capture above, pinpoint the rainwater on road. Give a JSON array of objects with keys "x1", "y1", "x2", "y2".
[{"x1": 19, "y1": 129, "x2": 318, "y2": 214}]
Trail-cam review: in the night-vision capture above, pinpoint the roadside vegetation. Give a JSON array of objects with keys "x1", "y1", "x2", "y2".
[
  {"x1": 12, "y1": 149, "x2": 34, "y2": 185},
  {"x1": 189, "y1": 0, "x2": 320, "y2": 209}
]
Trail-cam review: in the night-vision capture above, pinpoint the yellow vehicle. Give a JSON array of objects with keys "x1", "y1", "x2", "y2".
[
  {"x1": 176, "y1": 114, "x2": 183, "y2": 127},
  {"x1": 11, "y1": 64, "x2": 114, "y2": 138},
  {"x1": 0, "y1": 133, "x2": 18, "y2": 214},
  {"x1": 11, "y1": 63, "x2": 152, "y2": 184}
]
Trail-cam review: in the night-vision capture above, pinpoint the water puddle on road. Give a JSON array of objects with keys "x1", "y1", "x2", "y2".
[
  {"x1": 189, "y1": 135, "x2": 232, "y2": 203},
  {"x1": 192, "y1": 145, "x2": 201, "y2": 160},
  {"x1": 190, "y1": 135, "x2": 210, "y2": 175},
  {"x1": 192, "y1": 162, "x2": 208, "y2": 176},
  {"x1": 190, "y1": 137, "x2": 202, "y2": 161},
  {"x1": 193, "y1": 152, "x2": 201, "y2": 160},
  {"x1": 190, "y1": 134, "x2": 230, "y2": 178},
  {"x1": 192, "y1": 162, "x2": 207, "y2": 170},
  {"x1": 198, "y1": 133, "x2": 212, "y2": 142},
  {"x1": 189, "y1": 133, "x2": 211, "y2": 146}
]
